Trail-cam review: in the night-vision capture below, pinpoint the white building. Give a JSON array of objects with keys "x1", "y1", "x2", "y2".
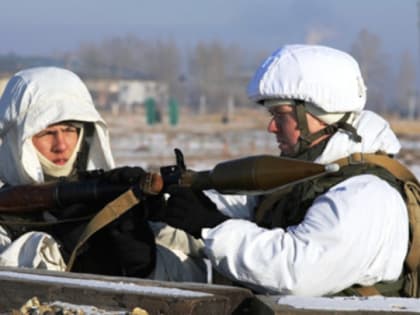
[{"x1": 84, "y1": 78, "x2": 168, "y2": 112}]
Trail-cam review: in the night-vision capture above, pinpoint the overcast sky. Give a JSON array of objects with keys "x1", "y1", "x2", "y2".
[{"x1": 0, "y1": 0, "x2": 417, "y2": 65}]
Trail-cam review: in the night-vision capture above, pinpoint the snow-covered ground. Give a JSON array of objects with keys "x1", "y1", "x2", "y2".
[
  {"x1": 398, "y1": 138, "x2": 420, "y2": 178},
  {"x1": 110, "y1": 128, "x2": 278, "y2": 171},
  {"x1": 409, "y1": 164, "x2": 420, "y2": 178},
  {"x1": 111, "y1": 125, "x2": 420, "y2": 178},
  {"x1": 105, "y1": 111, "x2": 420, "y2": 179}
]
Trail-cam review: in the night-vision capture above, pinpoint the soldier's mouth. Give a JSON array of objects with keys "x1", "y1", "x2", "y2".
[{"x1": 53, "y1": 158, "x2": 68, "y2": 165}]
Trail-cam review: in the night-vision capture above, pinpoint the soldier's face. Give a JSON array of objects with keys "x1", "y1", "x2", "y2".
[
  {"x1": 267, "y1": 105, "x2": 300, "y2": 155},
  {"x1": 32, "y1": 123, "x2": 79, "y2": 165},
  {"x1": 267, "y1": 105, "x2": 328, "y2": 156}
]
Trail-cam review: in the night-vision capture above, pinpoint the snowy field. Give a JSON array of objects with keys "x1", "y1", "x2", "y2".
[
  {"x1": 410, "y1": 164, "x2": 420, "y2": 178},
  {"x1": 390, "y1": 137, "x2": 420, "y2": 178},
  {"x1": 110, "y1": 128, "x2": 278, "y2": 171}
]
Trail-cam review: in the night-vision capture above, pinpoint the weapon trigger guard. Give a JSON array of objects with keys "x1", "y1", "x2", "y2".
[{"x1": 174, "y1": 148, "x2": 187, "y2": 171}]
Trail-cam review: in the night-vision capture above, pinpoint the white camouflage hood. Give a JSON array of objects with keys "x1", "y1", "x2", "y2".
[
  {"x1": 0, "y1": 67, "x2": 115, "y2": 185},
  {"x1": 315, "y1": 110, "x2": 401, "y2": 164}
]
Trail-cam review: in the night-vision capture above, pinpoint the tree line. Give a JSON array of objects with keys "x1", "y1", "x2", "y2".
[{"x1": 0, "y1": 29, "x2": 417, "y2": 117}]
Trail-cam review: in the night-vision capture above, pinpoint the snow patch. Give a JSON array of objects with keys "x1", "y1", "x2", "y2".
[
  {"x1": 0, "y1": 270, "x2": 211, "y2": 298},
  {"x1": 277, "y1": 295, "x2": 420, "y2": 312}
]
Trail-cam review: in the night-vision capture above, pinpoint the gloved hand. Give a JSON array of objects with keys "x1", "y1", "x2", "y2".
[
  {"x1": 49, "y1": 204, "x2": 93, "y2": 258},
  {"x1": 142, "y1": 193, "x2": 166, "y2": 221},
  {"x1": 50, "y1": 203, "x2": 96, "y2": 220},
  {"x1": 152, "y1": 186, "x2": 229, "y2": 238},
  {"x1": 77, "y1": 166, "x2": 152, "y2": 216},
  {"x1": 106, "y1": 211, "x2": 157, "y2": 278}
]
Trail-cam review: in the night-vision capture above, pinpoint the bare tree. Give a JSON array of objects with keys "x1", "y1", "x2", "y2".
[
  {"x1": 145, "y1": 39, "x2": 182, "y2": 97},
  {"x1": 188, "y1": 40, "x2": 250, "y2": 111},
  {"x1": 101, "y1": 35, "x2": 148, "y2": 77},
  {"x1": 76, "y1": 35, "x2": 251, "y2": 111},
  {"x1": 78, "y1": 42, "x2": 107, "y2": 76},
  {"x1": 222, "y1": 43, "x2": 252, "y2": 108},
  {"x1": 396, "y1": 51, "x2": 417, "y2": 118},
  {"x1": 350, "y1": 29, "x2": 391, "y2": 113},
  {"x1": 78, "y1": 35, "x2": 149, "y2": 77}
]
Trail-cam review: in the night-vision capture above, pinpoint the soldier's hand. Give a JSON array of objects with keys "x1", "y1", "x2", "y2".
[
  {"x1": 50, "y1": 203, "x2": 93, "y2": 220},
  {"x1": 49, "y1": 204, "x2": 93, "y2": 257},
  {"x1": 152, "y1": 186, "x2": 229, "y2": 238},
  {"x1": 99, "y1": 166, "x2": 147, "y2": 185},
  {"x1": 107, "y1": 211, "x2": 157, "y2": 277}
]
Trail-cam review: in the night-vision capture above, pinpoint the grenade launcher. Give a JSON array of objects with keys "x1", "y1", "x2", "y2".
[{"x1": 0, "y1": 149, "x2": 339, "y2": 213}]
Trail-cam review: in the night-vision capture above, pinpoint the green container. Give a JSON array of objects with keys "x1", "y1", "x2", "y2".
[
  {"x1": 145, "y1": 98, "x2": 157, "y2": 125},
  {"x1": 168, "y1": 98, "x2": 179, "y2": 126}
]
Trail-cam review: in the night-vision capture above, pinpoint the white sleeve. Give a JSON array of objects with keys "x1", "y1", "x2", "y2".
[
  {"x1": 202, "y1": 175, "x2": 408, "y2": 296},
  {"x1": 0, "y1": 230, "x2": 66, "y2": 271},
  {"x1": 204, "y1": 189, "x2": 257, "y2": 219}
]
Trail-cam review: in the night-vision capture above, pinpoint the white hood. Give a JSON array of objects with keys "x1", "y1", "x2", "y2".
[
  {"x1": 315, "y1": 110, "x2": 401, "y2": 164},
  {"x1": 0, "y1": 67, "x2": 115, "y2": 185}
]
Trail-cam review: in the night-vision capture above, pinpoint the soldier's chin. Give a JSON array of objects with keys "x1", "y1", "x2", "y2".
[
  {"x1": 280, "y1": 149, "x2": 294, "y2": 157},
  {"x1": 278, "y1": 145, "x2": 291, "y2": 156},
  {"x1": 280, "y1": 144, "x2": 300, "y2": 158}
]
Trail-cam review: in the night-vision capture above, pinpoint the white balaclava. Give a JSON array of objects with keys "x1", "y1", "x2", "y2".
[{"x1": 0, "y1": 67, "x2": 115, "y2": 185}]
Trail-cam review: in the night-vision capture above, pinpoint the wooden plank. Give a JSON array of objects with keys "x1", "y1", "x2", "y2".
[
  {"x1": 0, "y1": 267, "x2": 253, "y2": 314},
  {"x1": 6, "y1": 267, "x2": 420, "y2": 315},
  {"x1": 0, "y1": 267, "x2": 226, "y2": 314}
]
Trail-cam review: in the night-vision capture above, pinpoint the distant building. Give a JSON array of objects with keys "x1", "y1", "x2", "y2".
[
  {"x1": 84, "y1": 78, "x2": 168, "y2": 112},
  {"x1": 0, "y1": 72, "x2": 169, "y2": 113},
  {"x1": 83, "y1": 79, "x2": 119, "y2": 108},
  {"x1": 118, "y1": 80, "x2": 168, "y2": 112}
]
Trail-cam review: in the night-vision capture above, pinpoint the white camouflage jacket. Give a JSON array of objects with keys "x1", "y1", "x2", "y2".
[
  {"x1": 0, "y1": 67, "x2": 115, "y2": 270},
  {"x1": 203, "y1": 110, "x2": 409, "y2": 296}
]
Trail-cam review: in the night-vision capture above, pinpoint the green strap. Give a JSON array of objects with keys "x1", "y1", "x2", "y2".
[
  {"x1": 404, "y1": 182, "x2": 420, "y2": 272},
  {"x1": 334, "y1": 153, "x2": 418, "y2": 184},
  {"x1": 335, "y1": 114, "x2": 362, "y2": 142},
  {"x1": 295, "y1": 103, "x2": 360, "y2": 154},
  {"x1": 295, "y1": 101, "x2": 312, "y2": 149},
  {"x1": 255, "y1": 186, "x2": 293, "y2": 225},
  {"x1": 339, "y1": 277, "x2": 405, "y2": 297}
]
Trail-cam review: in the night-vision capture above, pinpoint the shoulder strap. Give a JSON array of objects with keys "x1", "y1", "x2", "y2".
[
  {"x1": 403, "y1": 181, "x2": 420, "y2": 272},
  {"x1": 334, "y1": 153, "x2": 419, "y2": 184},
  {"x1": 255, "y1": 186, "x2": 293, "y2": 224},
  {"x1": 65, "y1": 188, "x2": 140, "y2": 271}
]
